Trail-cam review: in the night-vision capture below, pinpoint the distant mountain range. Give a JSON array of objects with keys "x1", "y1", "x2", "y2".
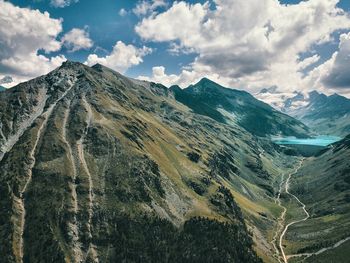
[
  {"x1": 256, "y1": 88, "x2": 350, "y2": 136},
  {"x1": 0, "y1": 85, "x2": 6, "y2": 92},
  {"x1": 171, "y1": 78, "x2": 309, "y2": 138}
]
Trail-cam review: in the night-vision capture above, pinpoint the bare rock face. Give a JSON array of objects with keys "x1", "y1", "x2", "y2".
[{"x1": 0, "y1": 61, "x2": 281, "y2": 263}]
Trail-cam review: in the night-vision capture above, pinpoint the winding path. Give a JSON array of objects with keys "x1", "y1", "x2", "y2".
[
  {"x1": 272, "y1": 158, "x2": 350, "y2": 263},
  {"x1": 278, "y1": 159, "x2": 309, "y2": 263},
  {"x1": 271, "y1": 159, "x2": 307, "y2": 263},
  {"x1": 270, "y1": 173, "x2": 286, "y2": 261}
]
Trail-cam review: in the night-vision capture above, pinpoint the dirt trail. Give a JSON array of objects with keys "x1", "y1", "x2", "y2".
[
  {"x1": 272, "y1": 158, "x2": 350, "y2": 263},
  {"x1": 270, "y1": 173, "x2": 286, "y2": 262},
  {"x1": 278, "y1": 159, "x2": 308, "y2": 263},
  {"x1": 270, "y1": 159, "x2": 306, "y2": 263}
]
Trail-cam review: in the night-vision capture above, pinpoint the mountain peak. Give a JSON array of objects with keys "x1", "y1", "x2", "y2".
[
  {"x1": 259, "y1": 86, "x2": 278, "y2": 94},
  {"x1": 60, "y1": 60, "x2": 84, "y2": 69},
  {"x1": 169, "y1": 85, "x2": 182, "y2": 92},
  {"x1": 91, "y1": 63, "x2": 108, "y2": 71},
  {"x1": 196, "y1": 77, "x2": 222, "y2": 87},
  {"x1": 308, "y1": 90, "x2": 319, "y2": 96},
  {"x1": 186, "y1": 77, "x2": 225, "y2": 94}
]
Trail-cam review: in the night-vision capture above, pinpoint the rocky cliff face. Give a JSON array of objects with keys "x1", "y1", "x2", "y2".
[{"x1": 0, "y1": 61, "x2": 288, "y2": 262}]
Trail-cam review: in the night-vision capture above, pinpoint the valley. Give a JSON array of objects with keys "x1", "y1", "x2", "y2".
[{"x1": 268, "y1": 154, "x2": 350, "y2": 263}]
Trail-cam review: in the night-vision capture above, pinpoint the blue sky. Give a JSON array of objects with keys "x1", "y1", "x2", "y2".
[
  {"x1": 1, "y1": 0, "x2": 350, "y2": 97},
  {"x1": 7, "y1": 0, "x2": 202, "y2": 77}
]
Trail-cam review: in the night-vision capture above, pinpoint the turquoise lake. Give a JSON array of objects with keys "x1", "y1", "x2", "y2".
[{"x1": 272, "y1": 135, "x2": 342, "y2": 147}]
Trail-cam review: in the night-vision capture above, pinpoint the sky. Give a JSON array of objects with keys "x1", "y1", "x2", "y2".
[{"x1": 1, "y1": 0, "x2": 350, "y2": 97}]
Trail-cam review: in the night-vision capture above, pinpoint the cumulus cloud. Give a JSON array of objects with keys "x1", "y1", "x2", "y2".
[
  {"x1": 85, "y1": 41, "x2": 152, "y2": 73},
  {"x1": 0, "y1": 1, "x2": 66, "y2": 86},
  {"x1": 50, "y1": 0, "x2": 78, "y2": 8},
  {"x1": 321, "y1": 33, "x2": 350, "y2": 89},
  {"x1": 62, "y1": 28, "x2": 93, "y2": 52},
  {"x1": 297, "y1": 55, "x2": 320, "y2": 71},
  {"x1": 138, "y1": 66, "x2": 180, "y2": 87},
  {"x1": 135, "y1": 0, "x2": 350, "y2": 93},
  {"x1": 133, "y1": 0, "x2": 167, "y2": 16},
  {"x1": 119, "y1": 8, "x2": 127, "y2": 16},
  {"x1": 136, "y1": 1, "x2": 207, "y2": 43}
]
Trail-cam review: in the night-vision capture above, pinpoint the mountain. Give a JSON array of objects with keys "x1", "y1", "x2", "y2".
[
  {"x1": 3, "y1": 61, "x2": 348, "y2": 263},
  {"x1": 292, "y1": 91, "x2": 350, "y2": 137},
  {"x1": 256, "y1": 88, "x2": 350, "y2": 137},
  {"x1": 0, "y1": 85, "x2": 6, "y2": 92},
  {"x1": 285, "y1": 135, "x2": 350, "y2": 262},
  {"x1": 170, "y1": 78, "x2": 310, "y2": 138},
  {"x1": 1, "y1": 61, "x2": 292, "y2": 262}
]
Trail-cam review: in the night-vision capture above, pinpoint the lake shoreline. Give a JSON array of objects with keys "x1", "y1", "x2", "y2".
[{"x1": 272, "y1": 135, "x2": 342, "y2": 147}]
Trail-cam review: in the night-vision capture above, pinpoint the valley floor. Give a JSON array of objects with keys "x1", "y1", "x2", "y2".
[{"x1": 266, "y1": 157, "x2": 350, "y2": 263}]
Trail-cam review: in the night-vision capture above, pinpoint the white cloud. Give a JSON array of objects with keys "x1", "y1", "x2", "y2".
[
  {"x1": 135, "y1": 0, "x2": 350, "y2": 93},
  {"x1": 62, "y1": 28, "x2": 93, "y2": 52},
  {"x1": 321, "y1": 32, "x2": 350, "y2": 89},
  {"x1": 85, "y1": 41, "x2": 152, "y2": 73},
  {"x1": 0, "y1": 1, "x2": 66, "y2": 86},
  {"x1": 297, "y1": 55, "x2": 320, "y2": 70},
  {"x1": 167, "y1": 42, "x2": 195, "y2": 56},
  {"x1": 304, "y1": 32, "x2": 350, "y2": 96},
  {"x1": 138, "y1": 66, "x2": 180, "y2": 87},
  {"x1": 135, "y1": 1, "x2": 208, "y2": 43},
  {"x1": 133, "y1": 0, "x2": 167, "y2": 16},
  {"x1": 119, "y1": 8, "x2": 127, "y2": 16},
  {"x1": 50, "y1": 0, "x2": 78, "y2": 8}
]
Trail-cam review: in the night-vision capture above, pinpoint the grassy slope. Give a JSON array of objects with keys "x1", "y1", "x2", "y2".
[{"x1": 284, "y1": 136, "x2": 350, "y2": 260}]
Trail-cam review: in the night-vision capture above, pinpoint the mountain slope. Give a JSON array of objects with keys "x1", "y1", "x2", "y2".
[
  {"x1": 282, "y1": 135, "x2": 350, "y2": 262},
  {"x1": 0, "y1": 85, "x2": 5, "y2": 92},
  {"x1": 0, "y1": 61, "x2": 297, "y2": 263},
  {"x1": 171, "y1": 78, "x2": 310, "y2": 138}
]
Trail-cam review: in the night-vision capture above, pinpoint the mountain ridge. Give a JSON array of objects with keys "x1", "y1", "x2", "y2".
[{"x1": 171, "y1": 78, "x2": 310, "y2": 138}]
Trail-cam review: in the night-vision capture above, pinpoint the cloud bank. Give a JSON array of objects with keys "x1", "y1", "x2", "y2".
[{"x1": 136, "y1": 0, "x2": 350, "y2": 94}]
